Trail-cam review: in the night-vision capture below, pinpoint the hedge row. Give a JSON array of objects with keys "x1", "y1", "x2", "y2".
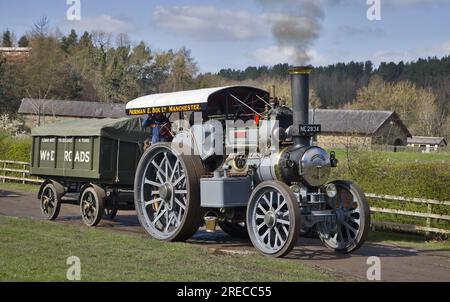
[
  {"x1": 0, "y1": 134, "x2": 32, "y2": 162},
  {"x1": 330, "y1": 153, "x2": 450, "y2": 234},
  {"x1": 330, "y1": 152, "x2": 450, "y2": 201}
]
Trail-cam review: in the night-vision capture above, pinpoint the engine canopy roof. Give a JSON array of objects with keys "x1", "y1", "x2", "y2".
[{"x1": 125, "y1": 86, "x2": 269, "y2": 116}]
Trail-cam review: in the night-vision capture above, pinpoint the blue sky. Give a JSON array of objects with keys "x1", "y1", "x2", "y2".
[{"x1": 1, "y1": 0, "x2": 450, "y2": 72}]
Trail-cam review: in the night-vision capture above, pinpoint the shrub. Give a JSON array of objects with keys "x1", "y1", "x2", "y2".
[{"x1": 0, "y1": 134, "x2": 32, "y2": 162}]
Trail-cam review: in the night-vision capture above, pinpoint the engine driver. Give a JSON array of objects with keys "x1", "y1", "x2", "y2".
[{"x1": 142, "y1": 113, "x2": 172, "y2": 148}]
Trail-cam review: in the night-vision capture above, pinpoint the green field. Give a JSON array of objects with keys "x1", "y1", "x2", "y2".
[
  {"x1": 0, "y1": 216, "x2": 342, "y2": 282},
  {"x1": 331, "y1": 149, "x2": 450, "y2": 163}
]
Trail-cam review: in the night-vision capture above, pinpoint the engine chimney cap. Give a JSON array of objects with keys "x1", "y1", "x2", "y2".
[{"x1": 288, "y1": 65, "x2": 313, "y2": 75}]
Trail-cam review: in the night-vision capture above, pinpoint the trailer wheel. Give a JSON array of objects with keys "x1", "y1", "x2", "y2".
[
  {"x1": 134, "y1": 143, "x2": 202, "y2": 241},
  {"x1": 219, "y1": 221, "x2": 249, "y2": 239},
  {"x1": 40, "y1": 183, "x2": 62, "y2": 220},
  {"x1": 317, "y1": 180, "x2": 370, "y2": 254},
  {"x1": 247, "y1": 181, "x2": 301, "y2": 257},
  {"x1": 102, "y1": 194, "x2": 119, "y2": 220},
  {"x1": 80, "y1": 187, "x2": 105, "y2": 227}
]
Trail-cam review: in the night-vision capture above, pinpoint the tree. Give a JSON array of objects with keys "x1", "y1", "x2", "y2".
[
  {"x1": 19, "y1": 34, "x2": 73, "y2": 100},
  {"x1": 31, "y1": 16, "x2": 50, "y2": 38},
  {"x1": 160, "y1": 47, "x2": 198, "y2": 92},
  {"x1": 348, "y1": 75, "x2": 442, "y2": 136},
  {"x1": 2, "y1": 29, "x2": 13, "y2": 47},
  {"x1": 78, "y1": 31, "x2": 92, "y2": 47},
  {"x1": 415, "y1": 96, "x2": 440, "y2": 136},
  {"x1": 309, "y1": 88, "x2": 321, "y2": 109},
  {"x1": 61, "y1": 29, "x2": 78, "y2": 53},
  {"x1": 18, "y1": 35, "x2": 29, "y2": 47},
  {"x1": 129, "y1": 41, "x2": 154, "y2": 95},
  {"x1": 364, "y1": 61, "x2": 373, "y2": 75},
  {"x1": 0, "y1": 53, "x2": 23, "y2": 114}
]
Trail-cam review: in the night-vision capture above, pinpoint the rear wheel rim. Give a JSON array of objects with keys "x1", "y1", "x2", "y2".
[
  {"x1": 319, "y1": 184, "x2": 363, "y2": 250},
  {"x1": 140, "y1": 148, "x2": 188, "y2": 240},
  {"x1": 41, "y1": 186, "x2": 56, "y2": 217},
  {"x1": 81, "y1": 190, "x2": 98, "y2": 225},
  {"x1": 248, "y1": 187, "x2": 293, "y2": 255}
]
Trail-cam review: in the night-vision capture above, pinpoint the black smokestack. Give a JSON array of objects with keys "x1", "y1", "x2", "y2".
[{"x1": 289, "y1": 66, "x2": 313, "y2": 146}]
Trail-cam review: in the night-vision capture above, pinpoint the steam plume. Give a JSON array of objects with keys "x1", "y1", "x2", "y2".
[{"x1": 257, "y1": 0, "x2": 327, "y2": 65}]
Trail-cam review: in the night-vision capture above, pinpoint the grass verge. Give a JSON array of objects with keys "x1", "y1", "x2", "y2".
[
  {"x1": 368, "y1": 231, "x2": 450, "y2": 250},
  {"x1": 0, "y1": 216, "x2": 341, "y2": 282},
  {"x1": 0, "y1": 182, "x2": 40, "y2": 193}
]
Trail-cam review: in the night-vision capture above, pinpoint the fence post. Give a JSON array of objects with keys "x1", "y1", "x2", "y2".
[
  {"x1": 22, "y1": 164, "x2": 26, "y2": 184},
  {"x1": 426, "y1": 203, "x2": 432, "y2": 240},
  {"x1": 2, "y1": 162, "x2": 5, "y2": 183}
]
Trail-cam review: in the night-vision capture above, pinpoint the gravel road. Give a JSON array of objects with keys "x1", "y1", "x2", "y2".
[{"x1": 1, "y1": 188, "x2": 449, "y2": 282}]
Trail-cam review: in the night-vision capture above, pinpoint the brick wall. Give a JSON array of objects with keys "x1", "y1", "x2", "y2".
[{"x1": 316, "y1": 134, "x2": 372, "y2": 150}]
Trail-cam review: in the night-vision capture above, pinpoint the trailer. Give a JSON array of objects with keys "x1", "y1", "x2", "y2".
[{"x1": 31, "y1": 117, "x2": 150, "y2": 226}]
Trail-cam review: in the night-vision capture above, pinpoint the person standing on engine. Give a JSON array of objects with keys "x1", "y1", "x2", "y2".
[
  {"x1": 142, "y1": 113, "x2": 161, "y2": 144},
  {"x1": 142, "y1": 113, "x2": 172, "y2": 145}
]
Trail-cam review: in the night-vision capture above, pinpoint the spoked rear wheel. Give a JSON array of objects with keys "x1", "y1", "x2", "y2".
[
  {"x1": 134, "y1": 143, "x2": 202, "y2": 241},
  {"x1": 247, "y1": 181, "x2": 300, "y2": 257},
  {"x1": 40, "y1": 183, "x2": 62, "y2": 220},
  {"x1": 317, "y1": 180, "x2": 370, "y2": 253},
  {"x1": 80, "y1": 187, "x2": 105, "y2": 227}
]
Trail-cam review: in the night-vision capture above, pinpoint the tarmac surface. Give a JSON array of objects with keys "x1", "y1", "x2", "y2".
[{"x1": 1, "y1": 188, "x2": 450, "y2": 282}]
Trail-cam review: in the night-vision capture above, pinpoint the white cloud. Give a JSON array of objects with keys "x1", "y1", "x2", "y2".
[
  {"x1": 429, "y1": 40, "x2": 450, "y2": 54},
  {"x1": 388, "y1": 0, "x2": 450, "y2": 5},
  {"x1": 152, "y1": 6, "x2": 269, "y2": 41},
  {"x1": 371, "y1": 50, "x2": 413, "y2": 64},
  {"x1": 251, "y1": 46, "x2": 329, "y2": 66},
  {"x1": 60, "y1": 14, "x2": 132, "y2": 34},
  {"x1": 372, "y1": 40, "x2": 450, "y2": 64},
  {"x1": 339, "y1": 25, "x2": 385, "y2": 37}
]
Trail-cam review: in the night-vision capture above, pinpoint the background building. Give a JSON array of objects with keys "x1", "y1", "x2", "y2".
[
  {"x1": 311, "y1": 109, "x2": 411, "y2": 150},
  {"x1": 18, "y1": 99, "x2": 126, "y2": 128},
  {"x1": 407, "y1": 136, "x2": 448, "y2": 153},
  {"x1": 0, "y1": 47, "x2": 31, "y2": 62}
]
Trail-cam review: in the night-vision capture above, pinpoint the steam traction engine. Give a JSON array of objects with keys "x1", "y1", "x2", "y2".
[{"x1": 126, "y1": 66, "x2": 370, "y2": 257}]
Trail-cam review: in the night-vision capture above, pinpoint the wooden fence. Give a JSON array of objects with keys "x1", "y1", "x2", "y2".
[
  {"x1": 367, "y1": 193, "x2": 450, "y2": 235},
  {"x1": 0, "y1": 160, "x2": 449, "y2": 235},
  {"x1": 0, "y1": 160, "x2": 42, "y2": 184}
]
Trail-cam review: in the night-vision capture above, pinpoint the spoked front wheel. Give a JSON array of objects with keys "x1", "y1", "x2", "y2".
[
  {"x1": 247, "y1": 181, "x2": 301, "y2": 257},
  {"x1": 317, "y1": 180, "x2": 370, "y2": 253}
]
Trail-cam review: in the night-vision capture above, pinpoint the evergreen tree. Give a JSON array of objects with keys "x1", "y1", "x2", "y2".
[
  {"x1": 18, "y1": 35, "x2": 29, "y2": 47},
  {"x1": 61, "y1": 29, "x2": 78, "y2": 53},
  {"x1": 2, "y1": 29, "x2": 13, "y2": 47}
]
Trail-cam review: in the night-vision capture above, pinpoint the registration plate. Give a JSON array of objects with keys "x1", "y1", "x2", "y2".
[{"x1": 299, "y1": 124, "x2": 321, "y2": 136}]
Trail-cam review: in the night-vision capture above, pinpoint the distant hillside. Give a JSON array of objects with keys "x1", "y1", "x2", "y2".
[
  {"x1": 216, "y1": 57, "x2": 450, "y2": 111},
  {"x1": 213, "y1": 57, "x2": 450, "y2": 138}
]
